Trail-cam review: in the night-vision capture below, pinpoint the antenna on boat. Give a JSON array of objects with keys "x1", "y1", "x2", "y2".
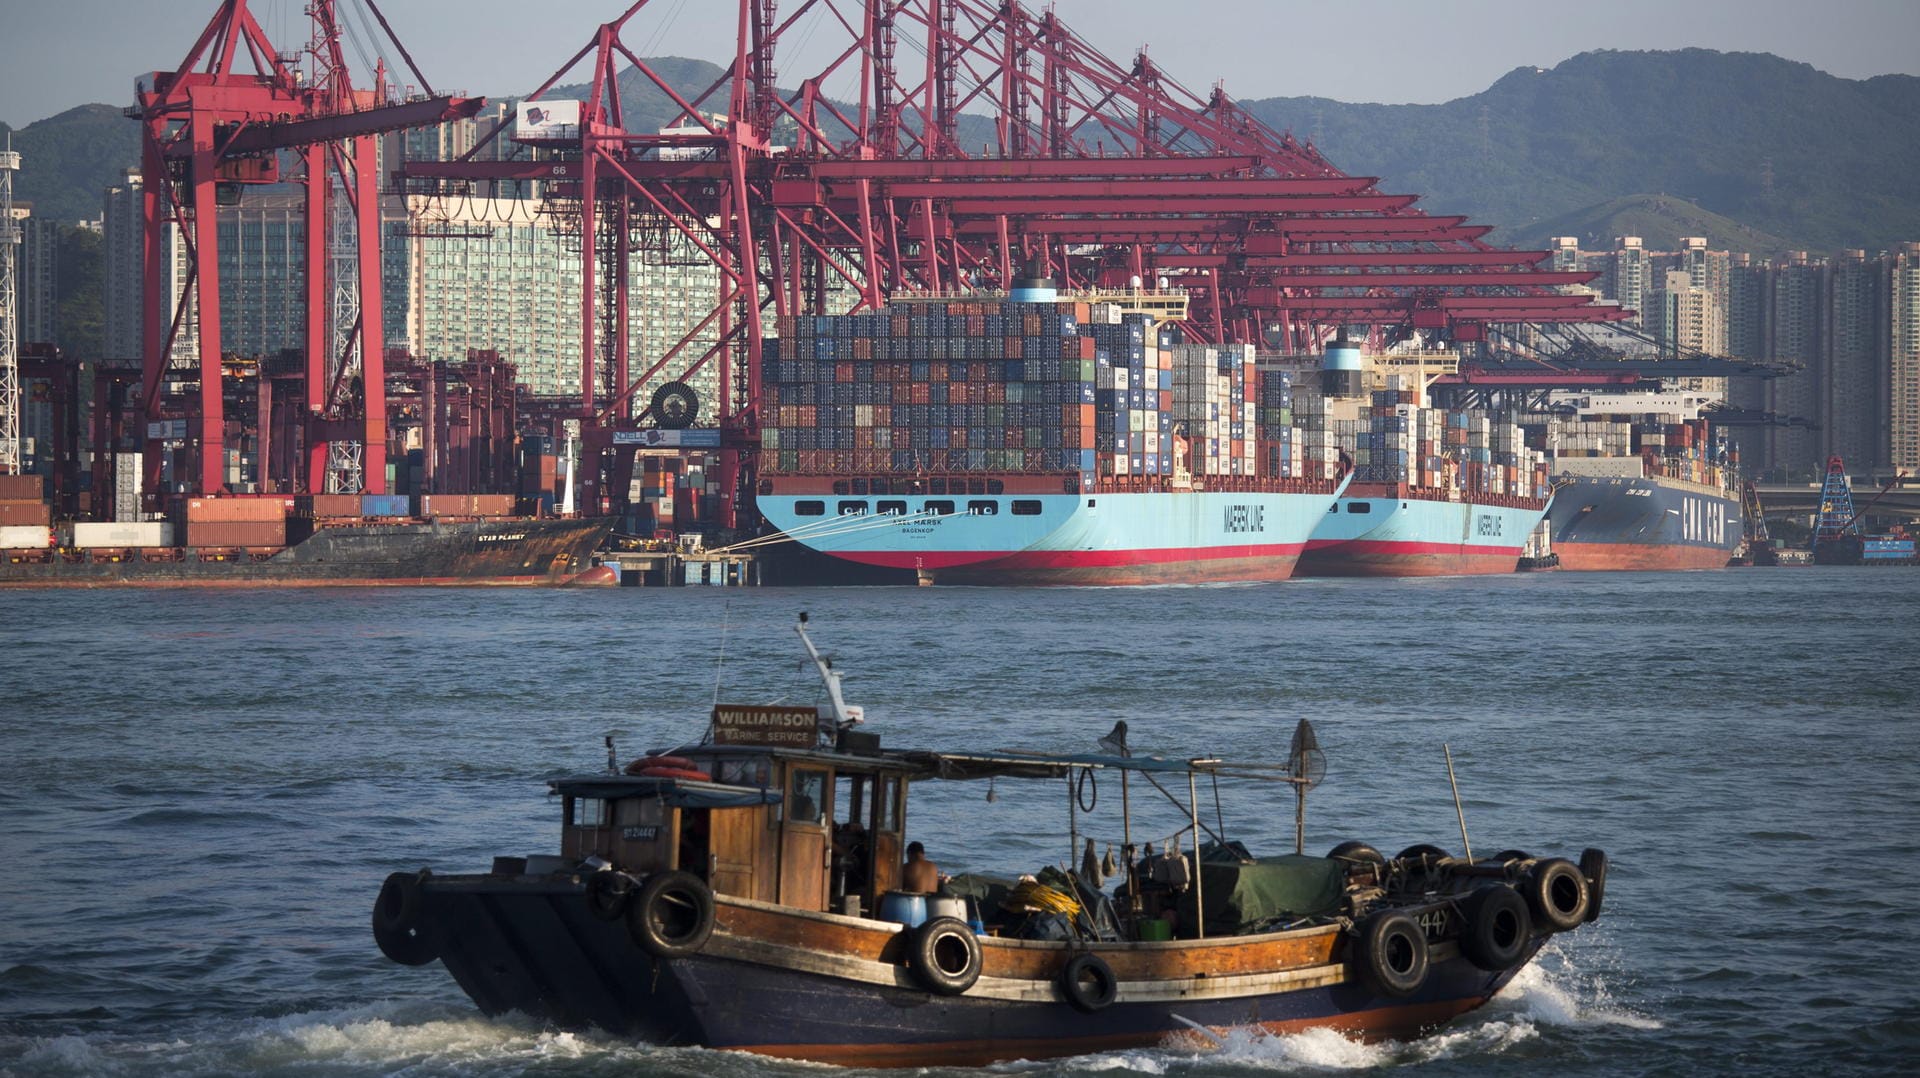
[
  {"x1": 605, "y1": 734, "x2": 616, "y2": 774},
  {"x1": 796, "y1": 611, "x2": 862, "y2": 740},
  {"x1": 1444, "y1": 744, "x2": 1473, "y2": 862},
  {"x1": 1288, "y1": 719, "x2": 1325, "y2": 855}
]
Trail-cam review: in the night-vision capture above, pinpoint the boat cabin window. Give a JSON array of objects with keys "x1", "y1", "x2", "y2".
[
  {"x1": 715, "y1": 755, "x2": 771, "y2": 788},
  {"x1": 968, "y1": 500, "x2": 997, "y2": 515},
  {"x1": 924, "y1": 500, "x2": 954, "y2": 516},
  {"x1": 838, "y1": 500, "x2": 867, "y2": 516},
  {"x1": 788, "y1": 768, "x2": 828, "y2": 825},
  {"x1": 1346, "y1": 502, "x2": 1372, "y2": 513},
  {"x1": 794, "y1": 500, "x2": 825, "y2": 516},
  {"x1": 876, "y1": 776, "x2": 901, "y2": 832},
  {"x1": 572, "y1": 797, "x2": 610, "y2": 828},
  {"x1": 1011, "y1": 500, "x2": 1043, "y2": 516},
  {"x1": 877, "y1": 500, "x2": 908, "y2": 516}
]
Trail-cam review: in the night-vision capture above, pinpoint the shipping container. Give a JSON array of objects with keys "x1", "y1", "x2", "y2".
[
  {"x1": 69, "y1": 521, "x2": 176, "y2": 548},
  {"x1": 0, "y1": 525, "x2": 53, "y2": 549}
]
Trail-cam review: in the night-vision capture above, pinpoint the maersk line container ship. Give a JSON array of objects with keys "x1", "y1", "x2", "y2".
[
  {"x1": 1299, "y1": 398, "x2": 1551, "y2": 577},
  {"x1": 754, "y1": 279, "x2": 1346, "y2": 585}
]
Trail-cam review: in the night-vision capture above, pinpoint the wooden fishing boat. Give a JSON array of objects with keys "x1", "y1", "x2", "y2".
[{"x1": 373, "y1": 615, "x2": 1606, "y2": 1067}]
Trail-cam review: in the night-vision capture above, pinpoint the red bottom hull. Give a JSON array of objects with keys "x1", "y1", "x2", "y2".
[
  {"x1": 923, "y1": 545, "x2": 1306, "y2": 586},
  {"x1": 1296, "y1": 543, "x2": 1522, "y2": 578},
  {"x1": 1553, "y1": 541, "x2": 1732, "y2": 572}
]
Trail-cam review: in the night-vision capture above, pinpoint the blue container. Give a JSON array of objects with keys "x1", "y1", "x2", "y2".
[{"x1": 361, "y1": 494, "x2": 411, "y2": 518}]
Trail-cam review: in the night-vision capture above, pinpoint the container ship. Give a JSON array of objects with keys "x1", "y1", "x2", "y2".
[
  {"x1": 1295, "y1": 358, "x2": 1551, "y2": 577},
  {"x1": 1531, "y1": 392, "x2": 1742, "y2": 571},
  {"x1": 0, "y1": 483, "x2": 610, "y2": 587},
  {"x1": 752, "y1": 279, "x2": 1346, "y2": 586}
]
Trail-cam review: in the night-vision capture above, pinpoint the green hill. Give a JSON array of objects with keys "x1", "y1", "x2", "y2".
[
  {"x1": 1237, "y1": 49, "x2": 1920, "y2": 252},
  {"x1": 1508, "y1": 193, "x2": 1803, "y2": 258},
  {"x1": 0, "y1": 105, "x2": 140, "y2": 226}
]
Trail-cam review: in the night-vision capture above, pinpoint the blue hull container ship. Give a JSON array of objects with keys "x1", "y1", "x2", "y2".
[{"x1": 752, "y1": 277, "x2": 1347, "y2": 585}]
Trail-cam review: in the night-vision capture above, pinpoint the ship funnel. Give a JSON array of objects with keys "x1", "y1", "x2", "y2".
[
  {"x1": 1009, "y1": 253, "x2": 1058, "y2": 303},
  {"x1": 1321, "y1": 331, "x2": 1364, "y2": 398}
]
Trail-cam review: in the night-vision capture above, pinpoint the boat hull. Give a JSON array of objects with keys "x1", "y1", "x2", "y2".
[
  {"x1": 415, "y1": 876, "x2": 1532, "y2": 1067},
  {"x1": 0, "y1": 518, "x2": 612, "y2": 587},
  {"x1": 757, "y1": 484, "x2": 1344, "y2": 586},
  {"x1": 1546, "y1": 474, "x2": 1741, "y2": 572},
  {"x1": 1296, "y1": 488, "x2": 1545, "y2": 578}
]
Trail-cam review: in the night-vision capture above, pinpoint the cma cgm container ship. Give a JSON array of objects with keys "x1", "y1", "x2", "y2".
[
  {"x1": 1297, "y1": 378, "x2": 1552, "y2": 577},
  {"x1": 753, "y1": 279, "x2": 1346, "y2": 586},
  {"x1": 1536, "y1": 393, "x2": 1743, "y2": 571}
]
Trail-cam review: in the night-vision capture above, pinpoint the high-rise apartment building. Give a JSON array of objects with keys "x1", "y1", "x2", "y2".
[
  {"x1": 1602, "y1": 237, "x2": 1651, "y2": 327},
  {"x1": 1826, "y1": 250, "x2": 1890, "y2": 471},
  {"x1": 16, "y1": 211, "x2": 60, "y2": 348},
  {"x1": 1761, "y1": 255, "x2": 1826, "y2": 478},
  {"x1": 1892, "y1": 243, "x2": 1920, "y2": 472}
]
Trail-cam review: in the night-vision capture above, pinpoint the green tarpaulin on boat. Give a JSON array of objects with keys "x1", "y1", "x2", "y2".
[{"x1": 1178, "y1": 845, "x2": 1346, "y2": 935}]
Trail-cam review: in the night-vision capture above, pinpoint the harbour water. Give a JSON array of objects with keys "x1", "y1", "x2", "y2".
[{"x1": 2, "y1": 569, "x2": 1916, "y2": 1076}]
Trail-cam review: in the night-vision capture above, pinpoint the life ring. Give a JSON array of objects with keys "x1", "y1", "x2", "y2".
[
  {"x1": 1459, "y1": 885, "x2": 1532, "y2": 971},
  {"x1": 906, "y1": 916, "x2": 982, "y2": 996},
  {"x1": 587, "y1": 869, "x2": 638, "y2": 922},
  {"x1": 1578, "y1": 848, "x2": 1609, "y2": 922},
  {"x1": 638, "y1": 766, "x2": 712, "y2": 782},
  {"x1": 1326, "y1": 841, "x2": 1387, "y2": 868},
  {"x1": 1357, "y1": 909, "x2": 1429, "y2": 998},
  {"x1": 1060, "y1": 953, "x2": 1118, "y2": 1012},
  {"x1": 1524, "y1": 858, "x2": 1591, "y2": 932},
  {"x1": 372, "y1": 870, "x2": 439, "y2": 966},
  {"x1": 626, "y1": 870, "x2": 716, "y2": 958},
  {"x1": 625, "y1": 754, "x2": 699, "y2": 775}
]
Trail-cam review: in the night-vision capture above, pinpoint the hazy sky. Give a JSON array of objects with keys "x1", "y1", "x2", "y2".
[{"x1": 2, "y1": 0, "x2": 1917, "y2": 129}]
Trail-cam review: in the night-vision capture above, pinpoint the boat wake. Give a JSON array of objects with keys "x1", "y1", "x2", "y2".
[{"x1": 1039, "y1": 941, "x2": 1654, "y2": 1074}]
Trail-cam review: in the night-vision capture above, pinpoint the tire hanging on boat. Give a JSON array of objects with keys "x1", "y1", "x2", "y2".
[
  {"x1": 906, "y1": 917, "x2": 982, "y2": 996},
  {"x1": 1524, "y1": 858, "x2": 1591, "y2": 932},
  {"x1": 586, "y1": 869, "x2": 638, "y2": 922},
  {"x1": 1394, "y1": 844, "x2": 1450, "y2": 864},
  {"x1": 1578, "y1": 848, "x2": 1609, "y2": 922},
  {"x1": 1357, "y1": 909, "x2": 1429, "y2": 998},
  {"x1": 1459, "y1": 885, "x2": 1532, "y2": 971},
  {"x1": 1059, "y1": 953, "x2": 1119, "y2": 1012},
  {"x1": 372, "y1": 870, "x2": 439, "y2": 966},
  {"x1": 626, "y1": 870, "x2": 716, "y2": 958}
]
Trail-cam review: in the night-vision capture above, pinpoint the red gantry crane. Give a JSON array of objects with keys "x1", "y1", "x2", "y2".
[
  {"x1": 395, "y1": 0, "x2": 1626, "y2": 528},
  {"x1": 135, "y1": 0, "x2": 482, "y2": 500}
]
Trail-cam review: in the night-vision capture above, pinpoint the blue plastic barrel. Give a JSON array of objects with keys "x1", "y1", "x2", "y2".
[{"x1": 879, "y1": 891, "x2": 927, "y2": 927}]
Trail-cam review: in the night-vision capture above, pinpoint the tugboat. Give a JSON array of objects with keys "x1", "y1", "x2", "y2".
[{"x1": 372, "y1": 615, "x2": 1607, "y2": 1066}]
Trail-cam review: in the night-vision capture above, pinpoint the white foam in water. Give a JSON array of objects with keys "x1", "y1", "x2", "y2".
[{"x1": 1495, "y1": 942, "x2": 1663, "y2": 1031}]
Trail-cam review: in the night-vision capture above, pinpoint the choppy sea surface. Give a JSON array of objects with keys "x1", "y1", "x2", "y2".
[{"x1": 2, "y1": 568, "x2": 1917, "y2": 1077}]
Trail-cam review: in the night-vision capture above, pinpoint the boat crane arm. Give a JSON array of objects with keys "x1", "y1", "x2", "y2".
[{"x1": 796, "y1": 613, "x2": 861, "y2": 733}]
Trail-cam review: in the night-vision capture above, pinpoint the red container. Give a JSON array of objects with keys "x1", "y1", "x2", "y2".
[
  {"x1": 0, "y1": 501, "x2": 51, "y2": 526},
  {"x1": 185, "y1": 497, "x2": 294, "y2": 523},
  {"x1": 0, "y1": 475, "x2": 43, "y2": 500},
  {"x1": 184, "y1": 520, "x2": 287, "y2": 547}
]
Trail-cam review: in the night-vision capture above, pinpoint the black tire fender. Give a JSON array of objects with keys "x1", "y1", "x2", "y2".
[
  {"x1": 586, "y1": 869, "x2": 638, "y2": 922},
  {"x1": 1579, "y1": 848, "x2": 1609, "y2": 922},
  {"x1": 626, "y1": 870, "x2": 716, "y2": 958},
  {"x1": 906, "y1": 916, "x2": 982, "y2": 996},
  {"x1": 372, "y1": 870, "x2": 438, "y2": 966},
  {"x1": 1060, "y1": 953, "x2": 1118, "y2": 1012},
  {"x1": 1326, "y1": 841, "x2": 1388, "y2": 868},
  {"x1": 1395, "y1": 843, "x2": 1450, "y2": 864},
  {"x1": 1459, "y1": 885, "x2": 1533, "y2": 971},
  {"x1": 1357, "y1": 909, "x2": 1429, "y2": 998},
  {"x1": 1526, "y1": 857, "x2": 1591, "y2": 932}
]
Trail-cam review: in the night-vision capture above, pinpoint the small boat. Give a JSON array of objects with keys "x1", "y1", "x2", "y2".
[{"x1": 373, "y1": 615, "x2": 1607, "y2": 1067}]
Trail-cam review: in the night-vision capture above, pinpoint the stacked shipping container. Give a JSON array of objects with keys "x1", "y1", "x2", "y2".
[
  {"x1": 0, "y1": 473, "x2": 52, "y2": 551},
  {"x1": 761, "y1": 298, "x2": 1342, "y2": 484}
]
